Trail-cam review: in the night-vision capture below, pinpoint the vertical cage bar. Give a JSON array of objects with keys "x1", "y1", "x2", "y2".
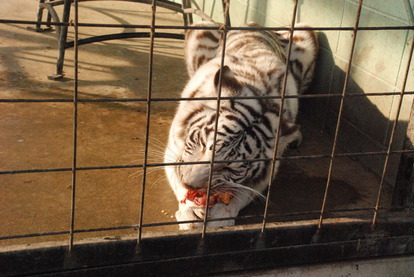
[
  {"x1": 137, "y1": 0, "x2": 157, "y2": 244},
  {"x1": 261, "y1": 0, "x2": 299, "y2": 233},
  {"x1": 315, "y1": 0, "x2": 364, "y2": 232},
  {"x1": 372, "y1": 32, "x2": 414, "y2": 225},
  {"x1": 69, "y1": 0, "x2": 79, "y2": 250},
  {"x1": 201, "y1": 0, "x2": 230, "y2": 239}
]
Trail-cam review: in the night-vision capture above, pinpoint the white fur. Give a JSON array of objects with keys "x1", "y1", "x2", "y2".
[{"x1": 164, "y1": 22, "x2": 318, "y2": 230}]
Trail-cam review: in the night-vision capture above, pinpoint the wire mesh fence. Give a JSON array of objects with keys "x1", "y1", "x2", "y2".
[{"x1": 1, "y1": 0, "x2": 414, "y2": 275}]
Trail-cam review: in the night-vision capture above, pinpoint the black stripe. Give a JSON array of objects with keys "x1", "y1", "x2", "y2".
[
  {"x1": 246, "y1": 128, "x2": 263, "y2": 148},
  {"x1": 235, "y1": 101, "x2": 261, "y2": 119},
  {"x1": 182, "y1": 107, "x2": 203, "y2": 129},
  {"x1": 207, "y1": 113, "x2": 217, "y2": 125},
  {"x1": 204, "y1": 126, "x2": 214, "y2": 137},
  {"x1": 200, "y1": 135, "x2": 206, "y2": 148},
  {"x1": 195, "y1": 54, "x2": 206, "y2": 69},
  {"x1": 222, "y1": 124, "x2": 237, "y2": 134},
  {"x1": 253, "y1": 124, "x2": 272, "y2": 141},
  {"x1": 196, "y1": 31, "x2": 220, "y2": 43},
  {"x1": 244, "y1": 141, "x2": 253, "y2": 154},
  {"x1": 292, "y1": 59, "x2": 303, "y2": 74},
  {"x1": 289, "y1": 67, "x2": 301, "y2": 91},
  {"x1": 260, "y1": 114, "x2": 273, "y2": 133},
  {"x1": 188, "y1": 113, "x2": 205, "y2": 127},
  {"x1": 250, "y1": 162, "x2": 263, "y2": 180},
  {"x1": 198, "y1": 44, "x2": 219, "y2": 51},
  {"x1": 225, "y1": 114, "x2": 248, "y2": 129},
  {"x1": 252, "y1": 126, "x2": 274, "y2": 148}
]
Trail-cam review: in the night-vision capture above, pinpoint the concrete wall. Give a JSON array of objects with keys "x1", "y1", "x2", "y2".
[
  {"x1": 175, "y1": 0, "x2": 414, "y2": 184},
  {"x1": 222, "y1": 255, "x2": 414, "y2": 277}
]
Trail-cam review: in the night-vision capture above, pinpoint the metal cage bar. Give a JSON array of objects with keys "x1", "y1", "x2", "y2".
[
  {"x1": 69, "y1": 0, "x2": 80, "y2": 251},
  {"x1": 201, "y1": 0, "x2": 231, "y2": 239},
  {"x1": 2, "y1": 148, "x2": 414, "y2": 177},
  {"x1": 137, "y1": 0, "x2": 157, "y2": 244},
  {"x1": 3, "y1": 17, "x2": 412, "y2": 31},
  {"x1": 372, "y1": 31, "x2": 414, "y2": 225},
  {"x1": 314, "y1": 0, "x2": 364, "y2": 235},
  {"x1": 261, "y1": 0, "x2": 299, "y2": 233},
  {"x1": 2, "y1": 90, "x2": 414, "y2": 104}
]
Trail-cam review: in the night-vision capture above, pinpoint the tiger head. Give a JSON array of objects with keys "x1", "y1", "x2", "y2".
[{"x1": 174, "y1": 65, "x2": 301, "y2": 201}]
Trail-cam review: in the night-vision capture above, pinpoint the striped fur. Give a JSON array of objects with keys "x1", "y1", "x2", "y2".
[{"x1": 165, "y1": 21, "x2": 318, "y2": 230}]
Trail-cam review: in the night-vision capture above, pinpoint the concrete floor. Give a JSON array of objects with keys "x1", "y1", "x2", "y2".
[{"x1": 0, "y1": 1, "x2": 393, "y2": 247}]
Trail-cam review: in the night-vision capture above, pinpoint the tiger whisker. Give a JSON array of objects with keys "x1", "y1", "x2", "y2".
[
  {"x1": 123, "y1": 158, "x2": 143, "y2": 166},
  {"x1": 126, "y1": 146, "x2": 179, "y2": 161},
  {"x1": 149, "y1": 136, "x2": 167, "y2": 147},
  {"x1": 230, "y1": 188, "x2": 258, "y2": 203},
  {"x1": 128, "y1": 166, "x2": 163, "y2": 179},
  {"x1": 123, "y1": 148, "x2": 177, "y2": 166},
  {"x1": 213, "y1": 183, "x2": 257, "y2": 203},
  {"x1": 149, "y1": 174, "x2": 167, "y2": 188},
  {"x1": 148, "y1": 138, "x2": 171, "y2": 152},
  {"x1": 222, "y1": 181, "x2": 266, "y2": 201},
  {"x1": 125, "y1": 149, "x2": 166, "y2": 158}
]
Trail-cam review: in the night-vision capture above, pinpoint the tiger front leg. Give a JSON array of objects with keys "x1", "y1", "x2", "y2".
[{"x1": 175, "y1": 203, "x2": 205, "y2": 230}]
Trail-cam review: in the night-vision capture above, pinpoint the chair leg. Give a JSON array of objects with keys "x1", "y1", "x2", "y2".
[
  {"x1": 27, "y1": 0, "x2": 53, "y2": 32},
  {"x1": 182, "y1": 0, "x2": 193, "y2": 26},
  {"x1": 48, "y1": 0, "x2": 71, "y2": 80}
]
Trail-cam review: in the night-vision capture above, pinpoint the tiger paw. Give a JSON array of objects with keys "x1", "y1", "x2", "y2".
[
  {"x1": 175, "y1": 206, "x2": 204, "y2": 230},
  {"x1": 175, "y1": 204, "x2": 236, "y2": 230}
]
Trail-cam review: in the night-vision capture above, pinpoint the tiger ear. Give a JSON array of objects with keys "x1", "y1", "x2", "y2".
[{"x1": 214, "y1": 66, "x2": 242, "y2": 97}]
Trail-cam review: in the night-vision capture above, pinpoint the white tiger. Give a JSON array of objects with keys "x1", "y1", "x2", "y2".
[{"x1": 164, "y1": 20, "x2": 318, "y2": 230}]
